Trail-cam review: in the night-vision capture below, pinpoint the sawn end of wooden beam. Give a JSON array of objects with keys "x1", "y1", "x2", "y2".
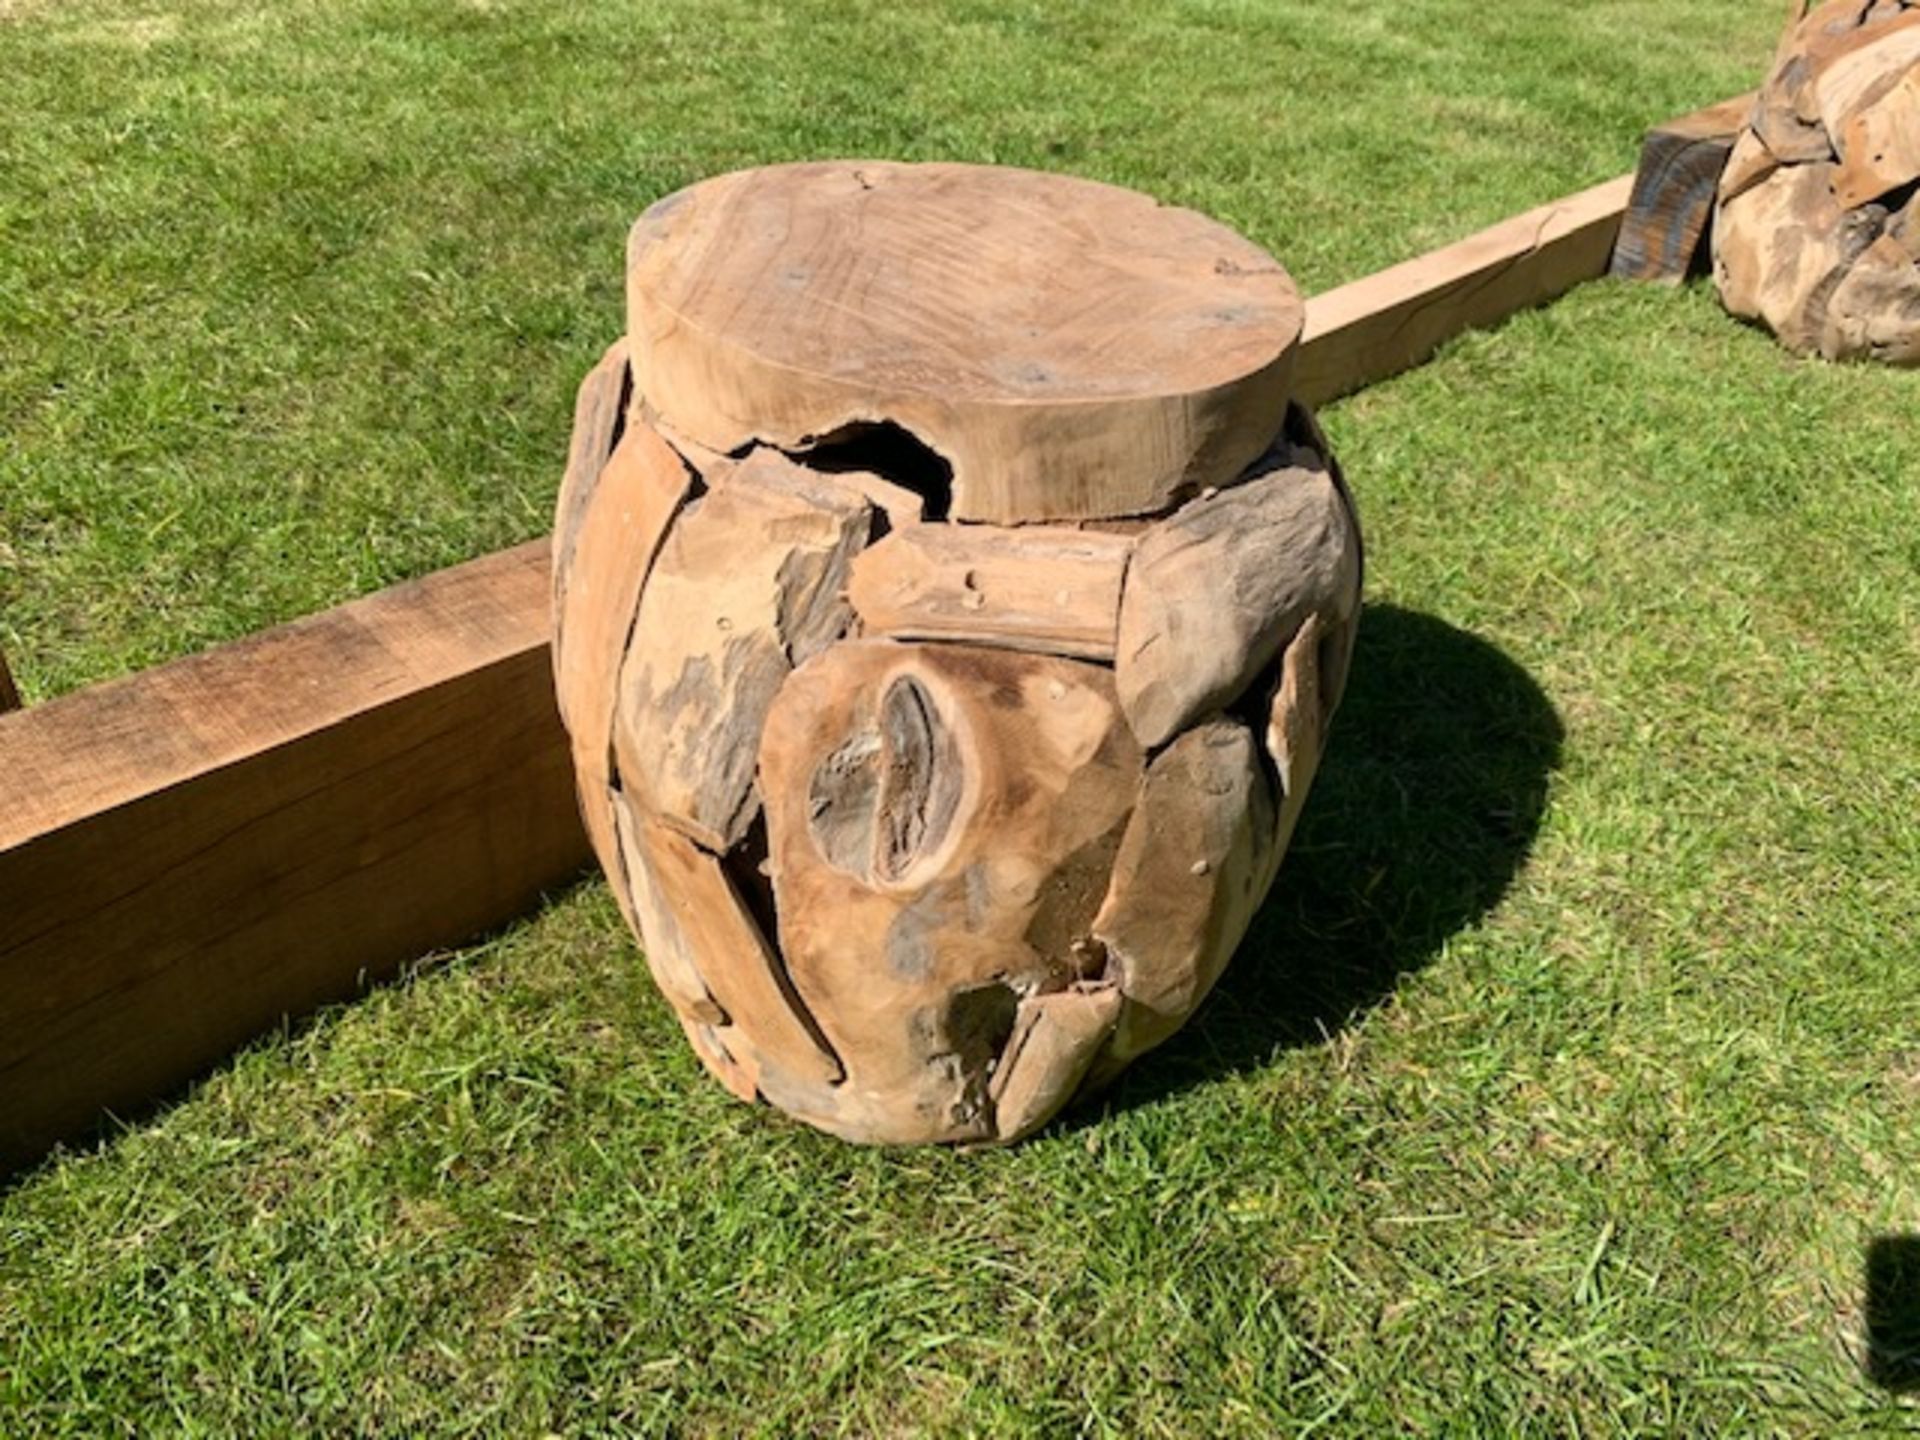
[
  {"x1": 1610, "y1": 92, "x2": 1758, "y2": 284},
  {"x1": 0, "y1": 539, "x2": 591, "y2": 1174}
]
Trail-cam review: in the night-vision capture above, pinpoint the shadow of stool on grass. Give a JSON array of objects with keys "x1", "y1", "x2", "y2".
[
  {"x1": 1107, "y1": 603, "x2": 1565, "y2": 1106},
  {"x1": 1866, "y1": 1235, "x2": 1920, "y2": 1391}
]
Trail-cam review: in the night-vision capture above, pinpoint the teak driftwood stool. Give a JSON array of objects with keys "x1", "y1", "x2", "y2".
[
  {"x1": 551, "y1": 162, "x2": 1363, "y2": 1144},
  {"x1": 1716, "y1": 0, "x2": 1920, "y2": 362}
]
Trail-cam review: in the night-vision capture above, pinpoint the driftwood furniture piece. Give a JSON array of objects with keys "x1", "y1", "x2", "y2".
[
  {"x1": 551, "y1": 163, "x2": 1363, "y2": 1144},
  {"x1": 1716, "y1": 0, "x2": 1920, "y2": 361},
  {"x1": 0, "y1": 95, "x2": 1747, "y2": 1173}
]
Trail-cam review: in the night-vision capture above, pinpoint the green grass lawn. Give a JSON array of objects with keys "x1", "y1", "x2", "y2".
[{"x1": 8, "y1": 0, "x2": 1920, "y2": 1433}]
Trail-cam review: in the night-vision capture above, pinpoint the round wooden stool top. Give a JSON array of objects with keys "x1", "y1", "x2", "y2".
[{"x1": 626, "y1": 161, "x2": 1305, "y2": 523}]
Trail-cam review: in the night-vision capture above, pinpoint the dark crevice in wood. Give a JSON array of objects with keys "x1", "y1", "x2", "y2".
[
  {"x1": 716, "y1": 812, "x2": 849, "y2": 1085},
  {"x1": 945, "y1": 979, "x2": 1020, "y2": 1125},
  {"x1": 610, "y1": 358, "x2": 634, "y2": 454},
  {"x1": 1879, "y1": 177, "x2": 1920, "y2": 230},
  {"x1": 1019, "y1": 815, "x2": 1130, "y2": 979},
  {"x1": 650, "y1": 426, "x2": 713, "y2": 500},
  {"x1": 790, "y1": 421, "x2": 955, "y2": 521},
  {"x1": 1070, "y1": 936, "x2": 1112, "y2": 985},
  {"x1": 865, "y1": 502, "x2": 899, "y2": 544},
  {"x1": 1226, "y1": 649, "x2": 1289, "y2": 808},
  {"x1": 721, "y1": 811, "x2": 780, "y2": 948},
  {"x1": 599, "y1": 468, "x2": 703, "y2": 796}
]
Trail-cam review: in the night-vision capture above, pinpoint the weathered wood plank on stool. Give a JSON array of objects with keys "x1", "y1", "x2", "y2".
[
  {"x1": 0, "y1": 541, "x2": 589, "y2": 1173},
  {"x1": 1115, "y1": 437, "x2": 1360, "y2": 749},
  {"x1": 1610, "y1": 93, "x2": 1756, "y2": 282},
  {"x1": 614, "y1": 446, "x2": 874, "y2": 852},
  {"x1": 847, "y1": 524, "x2": 1131, "y2": 661}
]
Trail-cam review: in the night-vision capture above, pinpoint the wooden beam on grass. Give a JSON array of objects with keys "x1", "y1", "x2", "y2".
[
  {"x1": 1610, "y1": 93, "x2": 1756, "y2": 283},
  {"x1": 0, "y1": 540, "x2": 590, "y2": 1173},
  {"x1": 1294, "y1": 93, "x2": 1748, "y2": 405},
  {"x1": 1295, "y1": 173, "x2": 1635, "y2": 406}
]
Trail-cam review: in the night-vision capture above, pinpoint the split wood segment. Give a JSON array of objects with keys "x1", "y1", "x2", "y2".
[
  {"x1": 0, "y1": 543, "x2": 590, "y2": 1173},
  {"x1": 0, "y1": 648, "x2": 20, "y2": 713},
  {"x1": 1715, "y1": 0, "x2": 1920, "y2": 361},
  {"x1": 0, "y1": 96, "x2": 1750, "y2": 1172},
  {"x1": 1611, "y1": 94, "x2": 1759, "y2": 282},
  {"x1": 555, "y1": 162, "x2": 1364, "y2": 1145}
]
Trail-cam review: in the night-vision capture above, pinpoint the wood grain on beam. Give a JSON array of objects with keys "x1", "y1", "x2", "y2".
[
  {"x1": 1295, "y1": 174, "x2": 1634, "y2": 407},
  {"x1": 0, "y1": 540, "x2": 589, "y2": 1173},
  {"x1": 1611, "y1": 93, "x2": 1756, "y2": 283}
]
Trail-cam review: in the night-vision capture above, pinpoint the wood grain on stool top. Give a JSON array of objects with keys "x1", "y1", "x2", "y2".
[{"x1": 626, "y1": 161, "x2": 1305, "y2": 524}]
